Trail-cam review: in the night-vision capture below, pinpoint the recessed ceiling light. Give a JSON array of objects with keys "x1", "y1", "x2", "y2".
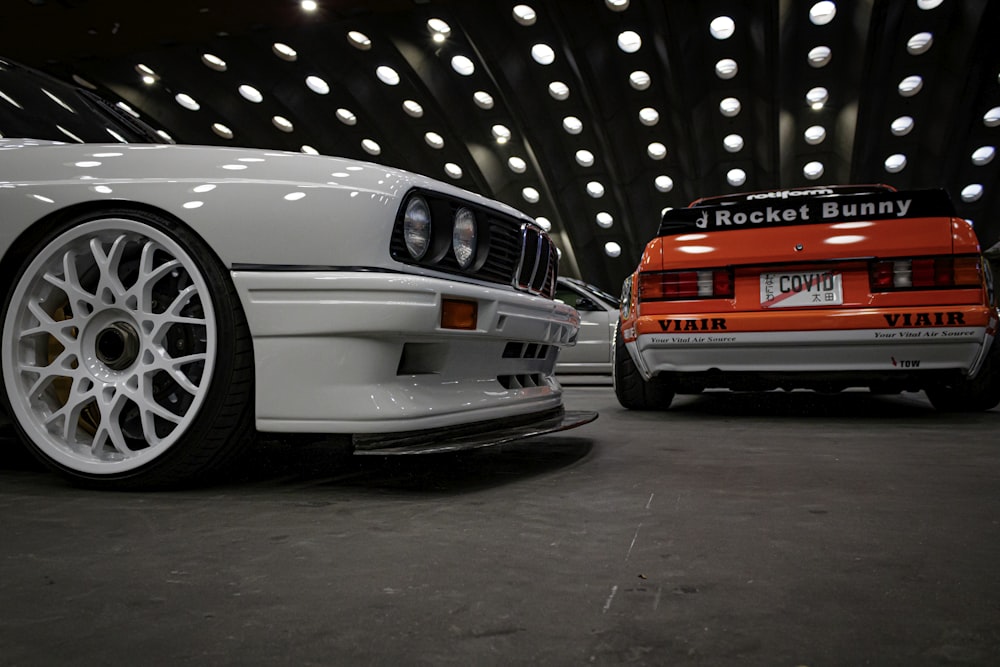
[
  {"x1": 211, "y1": 123, "x2": 233, "y2": 139},
  {"x1": 548, "y1": 81, "x2": 570, "y2": 100},
  {"x1": 727, "y1": 168, "x2": 747, "y2": 187},
  {"x1": 985, "y1": 106, "x2": 1000, "y2": 127},
  {"x1": 444, "y1": 163, "x2": 463, "y2": 179},
  {"x1": 175, "y1": 93, "x2": 200, "y2": 111},
  {"x1": 427, "y1": 18, "x2": 451, "y2": 40},
  {"x1": 301, "y1": 145, "x2": 319, "y2": 155},
  {"x1": 804, "y1": 125, "x2": 826, "y2": 144},
  {"x1": 272, "y1": 116, "x2": 294, "y2": 133},
  {"x1": 587, "y1": 181, "x2": 605, "y2": 198},
  {"x1": 424, "y1": 132, "x2": 444, "y2": 149},
  {"x1": 562, "y1": 116, "x2": 583, "y2": 134},
  {"x1": 890, "y1": 115, "x2": 914, "y2": 135},
  {"x1": 809, "y1": 2, "x2": 836, "y2": 25},
  {"x1": 647, "y1": 142, "x2": 667, "y2": 160},
  {"x1": 473, "y1": 91, "x2": 494, "y2": 109},
  {"x1": 806, "y1": 86, "x2": 828, "y2": 109},
  {"x1": 347, "y1": 31, "x2": 371, "y2": 50},
  {"x1": 604, "y1": 242, "x2": 622, "y2": 258},
  {"x1": 575, "y1": 150, "x2": 595, "y2": 167},
  {"x1": 715, "y1": 59, "x2": 738, "y2": 79},
  {"x1": 272, "y1": 42, "x2": 297, "y2": 61},
  {"x1": 898, "y1": 75, "x2": 923, "y2": 97},
  {"x1": 709, "y1": 16, "x2": 735, "y2": 40},
  {"x1": 972, "y1": 146, "x2": 996, "y2": 166},
  {"x1": 654, "y1": 175, "x2": 674, "y2": 192},
  {"x1": 803, "y1": 161, "x2": 825, "y2": 179},
  {"x1": 451, "y1": 55, "x2": 475, "y2": 75},
  {"x1": 606, "y1": 0, "x2": 629, "y2": 11},
  {"x1": 306, "y1": 75, "x2": 329, "y2": 95},
  {"x1": 531, "y1": 43, "x2": 555, "y2": 65},
  {"x1": 807, "y1": 46, "x2": 832, "y2": 67},
  {"x1": 492, "y1": 124, "x2": 512, "y2": 143},
  {"x1": 403, "y1": 99, "x2": 424, "y2": 117},
  {"x1": 512, "y1": 4, "x2": 537, "y2": 26},
  {"x1": 961, "y1": 183, "x2": 984, "y2": 203},
  {"x1": 522, "y1": 187, "x2": 540, "y2": 203},
  {"x1": 300, "y1": 1, "x2": 318, "y2": 12},
  {"x1": 596, "y1": 211, "x2": 614, "y2": 228},
  {"x1": 617, "y1": 31, "x2": 642, "y2": 53},
  {"x1": 907, "y1": 32, "x2": 933, "y2": 55},
  {"x1": 884, "y1": 153, "x2": 907, "y2": 173},
  {"x1": 508, "y1": 156, "x2": 527, "y2": 173},
  {"x1": 639, "y1": 107, "x2": 659, "y2": 126},
  {"x1": 719, "y1": 97, "x2": 741, "y2": 117},
  {"x1": 535, "y1": 217, "x2": 552, "y2": 231},
  {"x1": 201, "y1": 53, "x2": 227, "y2": 71},
  {"x1": 629, "y1": 70, "x2": 651, "y2": 90},
  {"x1": 362, "y1": 138, "x2": 381, "y2": 156},
  {"x1": 239, "y1": 84, "x2": 263, "y2": 103},
  {"x1": 917, "y1": 0, "x2": 943, "y2": 9},
  {"x1": 376, "y1": 66, "x2": 400, "y2": 86},
  {"x1": 723, "y1": 134, "x2": 744, "y2": 152},
  {"x1": 336, "y1": 108, "x2": 357, "y2": 125}
]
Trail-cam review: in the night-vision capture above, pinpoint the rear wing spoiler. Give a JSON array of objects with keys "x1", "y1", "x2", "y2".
[{"x1": 658, "y1": 188, "x2": 957, "y2": 236}]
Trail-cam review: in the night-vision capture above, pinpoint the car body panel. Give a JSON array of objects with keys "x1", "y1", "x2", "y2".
[
  {"x1": 618, "y1": 186, "x2": 999, "y2": 393},
  {"x1": 553, "y1": 277, "x2": 619, "y2": 376},
  {"x1": 0, "y1": 139, "x2": 587, "y2": 437},
  {"x1": 0, "y1": 141, "x2": 527, "y2": 272}
]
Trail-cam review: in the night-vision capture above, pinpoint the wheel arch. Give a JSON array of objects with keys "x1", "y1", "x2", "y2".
[
  {"x1": 0, "y1": 200, "x2": 234, "y2": 293},
  {"x1": 0, "y1": 199, "x2": 258, "y2": 488}
]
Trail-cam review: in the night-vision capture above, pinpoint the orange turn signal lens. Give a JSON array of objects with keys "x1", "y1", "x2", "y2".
[{"x1": 441, "y1": 298, "x2": 478, "y2": 330}]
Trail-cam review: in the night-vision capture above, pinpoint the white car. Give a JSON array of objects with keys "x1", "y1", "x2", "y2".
[
  {"x1": 554, "y1": 277, "x2": 620, "y2": 377},
  {"x1": 0, "y1": 59, "x2": 595, "y2": 488}
]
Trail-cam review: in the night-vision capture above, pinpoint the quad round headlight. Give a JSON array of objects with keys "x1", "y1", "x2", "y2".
[
  {"x1": 403, "y1": 196, "x2": 432, "y2": 260},
  {"x1": 452, "y1": 207, "x2": 478, "y2": 269}
]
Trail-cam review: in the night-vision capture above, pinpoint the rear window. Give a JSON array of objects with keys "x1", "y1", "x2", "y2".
[{"x1": 659, "y1": 188, "x2": 957, "y2": 237}]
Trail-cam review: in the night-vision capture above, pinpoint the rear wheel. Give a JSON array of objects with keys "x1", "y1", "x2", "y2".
[
  {"x1": 925, "y1": 342, "x2": 1000, "y2": 412},
  {"x1": 0, "y1": 208, "x2": 254, "y2": 489},
  {"x1": 613, "y1": 323, "x2": 674, "y2": 410}
]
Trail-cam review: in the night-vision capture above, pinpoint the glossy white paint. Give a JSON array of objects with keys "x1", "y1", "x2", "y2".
[{"x1": 0, "y1": 139, "x2": 580, "y2": 434}]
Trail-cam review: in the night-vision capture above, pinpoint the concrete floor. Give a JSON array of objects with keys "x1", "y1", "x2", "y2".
[{"x1": 1, "y1": 386, "x2": 999, "y2": 666}]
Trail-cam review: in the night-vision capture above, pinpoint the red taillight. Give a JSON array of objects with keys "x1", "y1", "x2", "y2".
[
  {"x1": 869, "y1": 256, "x2": 980, "y2": 291},
  {"x1": 639, "y1": 269, "x2": 733, "y2": 301}
]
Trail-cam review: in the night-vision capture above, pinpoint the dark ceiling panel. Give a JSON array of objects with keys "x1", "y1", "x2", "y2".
[{"x1": 1, "y1": 0, "x2": 998, "y2": 292}]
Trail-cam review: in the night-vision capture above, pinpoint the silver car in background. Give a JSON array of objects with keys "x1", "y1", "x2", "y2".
[{"x1": 554, "y1": 277, "x2": 620, "y2": 380}]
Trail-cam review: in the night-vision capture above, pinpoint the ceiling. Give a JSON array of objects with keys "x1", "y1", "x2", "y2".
[{"x1": 2, "y1": 0, "x2": 998, "y2": 294}]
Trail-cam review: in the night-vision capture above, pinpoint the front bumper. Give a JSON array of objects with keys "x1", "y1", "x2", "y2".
[
  {"x1": 232, "y1": 269, "x2": 581, "y2": 434},
  {"x1": 352, "y1": 407, "x2": 598, "y2": 454}
]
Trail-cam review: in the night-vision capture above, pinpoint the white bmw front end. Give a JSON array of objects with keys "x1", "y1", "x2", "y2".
[{"x1": 0, "y1": 141, "x2": 593, "y2": 486}]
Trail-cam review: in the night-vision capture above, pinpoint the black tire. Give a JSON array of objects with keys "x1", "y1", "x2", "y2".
[
  {"x1": 925, "y1": 341, "x2": 1000, "y2": 412},
  {"x1": 0, "y1": 208, "x2": 255, "y2": 489},
  {"x1": 613, "y1": 323, "x2": 675, "y2": 410}
]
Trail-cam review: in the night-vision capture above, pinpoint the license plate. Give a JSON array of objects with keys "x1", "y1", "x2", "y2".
[{"x1": 760, "y1": 271, "x2": 843, "y2": 308}]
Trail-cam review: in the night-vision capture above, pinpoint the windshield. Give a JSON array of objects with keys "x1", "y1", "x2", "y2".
[{"x1": 0, "y1": 58, "x2": 160, "y2": 144}]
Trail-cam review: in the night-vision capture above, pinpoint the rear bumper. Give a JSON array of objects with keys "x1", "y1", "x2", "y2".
[{"x1": 628, "y1": 325, "x2": 993, "y2": 387}]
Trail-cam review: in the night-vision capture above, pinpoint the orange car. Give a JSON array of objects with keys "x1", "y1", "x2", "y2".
[{"x1": 615, "y1": 185, "x2": 1000, "y2": 411}]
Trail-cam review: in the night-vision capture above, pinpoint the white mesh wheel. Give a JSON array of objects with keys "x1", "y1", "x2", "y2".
[{"x1": 1, "y1": 211, "x2": 253, "y2": 487}]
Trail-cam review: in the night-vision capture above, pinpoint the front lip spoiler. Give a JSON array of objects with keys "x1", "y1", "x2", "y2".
[{"x1": 351, "y1": 407, "x2": 598, "y2": 455}]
